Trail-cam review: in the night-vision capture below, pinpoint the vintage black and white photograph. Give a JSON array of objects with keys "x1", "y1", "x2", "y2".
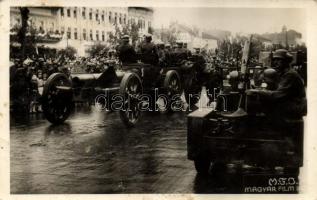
[{"x1": 6, "y1": 2, "x2": 312, "y2": 195}]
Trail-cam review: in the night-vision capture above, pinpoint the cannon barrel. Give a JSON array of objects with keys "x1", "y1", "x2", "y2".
[
  {"x1": 70, "y1": 73, "x2": 102, "y2": 81},
  {"x1": 70, "y1": 70, "x2": 126, "y2": 83}
]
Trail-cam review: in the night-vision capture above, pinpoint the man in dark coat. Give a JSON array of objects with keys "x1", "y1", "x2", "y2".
[
  {"x1": 117, "y1": 35, "x2": 137, "y2": 64},
  {"x1": 140, "y1": 34, "x2": 159, "y2": 66}
]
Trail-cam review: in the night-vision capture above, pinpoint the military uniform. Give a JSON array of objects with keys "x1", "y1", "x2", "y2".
[
  {"x1": 140, "y1": 39, "x2": 159, "y2": 66},
  {"x1": 117, "y1": 43, "x2": 137, "y2": 64},
  {"x1": 117, "y1": 35, "x2": 137, "y2": 64},
  {"x1": 170, "y1": 43, "x2": 188, "y2": 65},
  {"x1": 258, "y1": 68, "x2": 306, "y2": 119},
  {"x1": 248, "y1": 49, "x2": 307, "y2": 120}
]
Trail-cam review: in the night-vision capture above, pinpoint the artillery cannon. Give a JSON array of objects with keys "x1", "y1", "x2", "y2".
[{"x1": 41, "y1": 59, "x2": 194, "y2": 127}]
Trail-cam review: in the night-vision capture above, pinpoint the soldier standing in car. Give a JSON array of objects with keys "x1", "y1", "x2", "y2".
[
  {"x1": 140, "y1": 34, "x2": 159, "y2": 66},
  {"x1": 157, "y1": 42, "x2": 166, "y2": 67},
  {"x1": 116, "y1": 35, "x2": 137, "y2": 64}
]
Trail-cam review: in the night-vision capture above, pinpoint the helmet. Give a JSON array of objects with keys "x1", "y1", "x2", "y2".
[
  {"x1": 273, "y1": 49, "x2": 293, "y2": 62},
  {"x1": 263, "y1": 68, "x2": 278, "y2": 79}
]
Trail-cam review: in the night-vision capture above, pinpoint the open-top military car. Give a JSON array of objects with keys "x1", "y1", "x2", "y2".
[
  {"x1": 41, "y1": 57, "x2": 199, "y2": 127},
  {"x1": 187, "y1": 36, "x2": 304, "y2": 177}
]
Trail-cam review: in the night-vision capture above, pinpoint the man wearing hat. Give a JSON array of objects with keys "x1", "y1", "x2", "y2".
[
  {"x1": 156, "y1": 42, "x2": 166, "y2": 67},
  {"x1": 172, "y1": 41, "x2": 188, "y2": 65},
  {"x1": 164, "y1": 43, "x2": 172, "y2": 66},
  {"x1": 247, "y1": 49, "x2": 306, "y2": 121},
  {"x1": 183, "y1": 42, "x2": 192, "y2": 58},
  {"x1": 139, "y1": 34, "x2": 159, "y2": 66},
  {"x1": 117, "y1": 35, "x2": 137, "y2": 64}
]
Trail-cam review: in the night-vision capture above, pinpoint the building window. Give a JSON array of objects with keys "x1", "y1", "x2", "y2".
[
  {"x1": 61, "y1": 8, "x2": 64, "y2": 17},
  {"x1": 101, "y1": 13, "x2": 104, "y2": 22},
  {"x1": 73, "y1": 9, "x2": 77, "y2": 18},
  {"x1": 96, "y1": 13, "x2": 99, "y2": 21},
  {"x1": 96, "y1": 30, "x2": 99, "y2": 41},
  {"x1": 114, "y1": 13, "x2": 117, "y2": 24},
  {"x1": 90, "y1": 30, "x2": 93, "y2": 41},
  {"x1": 123, "y1": 14, "x2": 126, "y2": 24},
  {"x1": 67, "y1": 27, "x2": 71, "y2": 39},
  {"x1": 102, "y1": 31, "x2": 105, "y2": 41},
  {"x1": 67, "y1": 9, "x2": 71, "y2": 17},
  {"x1": 74, "y1": 28, "x2": 78, "y2": 40},
  {"x1": 89, "y1": 9, "x2": 92, "y2": 20},
  {"x1": 82, "y1": 8, "x2": 86, "y2": 19},
  {"x1": 61, "y1": 27, "x2": 65, "y2": 35},
  {"x1": 109, "y1": 12, "x2": 112, "y2": 22},
  {"x1": 148, "y1": 21, "x2": 151, "y2": 28},
  {"x1": 83, "y1": 29, "x2": 86, "y2": 40},
  {"x1": 119, "y1": 13, "x2": 122, "y2": 24}
]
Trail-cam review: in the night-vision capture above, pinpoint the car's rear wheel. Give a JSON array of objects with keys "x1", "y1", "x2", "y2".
[
  {"x1": 119, "y1": 72, "x2": 143, "y2": 127},
  {"x1": 42, "y1": 73, "x2": 73, "y2": 124}
]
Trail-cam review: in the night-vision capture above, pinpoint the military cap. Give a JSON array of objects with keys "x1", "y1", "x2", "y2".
[
  {"x1": 121, "y1": 35, "x2": 130, "y2": 39},
  {"x1": 145, "y1": 33, "x2": 152, "y2": 38},
  {"x1": 273, "y1": 49, "x2": 293, "y2": 61}
]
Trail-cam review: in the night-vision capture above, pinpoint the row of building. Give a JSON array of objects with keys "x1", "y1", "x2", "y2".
[{"x1": 10, "y1": 7, "x2": 153, "y2": 56}]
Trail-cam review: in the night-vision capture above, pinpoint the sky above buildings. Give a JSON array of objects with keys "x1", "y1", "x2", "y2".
[{"x1": 153, "y1": 8, "x2": 306, "y2": 40}]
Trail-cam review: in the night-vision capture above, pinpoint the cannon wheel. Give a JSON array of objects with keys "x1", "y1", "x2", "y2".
[
  {"x1": 184, "y1": 78, "x2": 202, "y2": 107},
  {"x1": 42, "y1": 73, "x2": 73, "y2": 124},
  {"x1": 119, "y1": 72, "x2": 143, "y2": 127},
  {"x1": 157, "y1": 70, "x2": 182, "y2": 113}
]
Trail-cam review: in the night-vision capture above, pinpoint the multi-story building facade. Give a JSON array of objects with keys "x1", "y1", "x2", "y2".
[{"x1": 10, "y1": 7, "x2": 154, "y2": 56}]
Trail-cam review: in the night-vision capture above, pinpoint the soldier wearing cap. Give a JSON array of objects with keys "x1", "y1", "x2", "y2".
[
  {"x1": 170, "y1": 41, "x2": 188, "y2": 65},
  {"x1": 247, "y1": 49, "x2": 306, "y2": 120},
  {"x1": 183, "y1": 42, "x2": 192, "y2": 58},
  {"x1": 156, "y1": 42, "x2": 166, "y2": 66},
  {"x1": 139, "y1": 34, "x2": 159, "y2": 66},
  {"x1": 191, "y1": 47, "x2": 206, "y2": 72},
  {"x1": 117, "y1": 35, "x2": 137, "y2": 64},
  {"x1": 164, "y1": 43, "x2": 172, "y2": 66}
]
